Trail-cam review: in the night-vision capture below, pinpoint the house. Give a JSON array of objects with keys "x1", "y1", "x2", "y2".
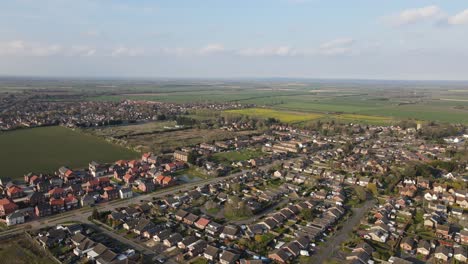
[
  {"x1": 174, "y1": 150, "x2": 191, "y2": 162},
  {"x1": 7, "y1": 185, "x2": 24, "y2": 199},
  {"x1": 203, "y1": 245, "x2": 220, "y2": 261},
  {"x1": 153, "y1": 229, "x2": 172, "y2": 242},
  {"x1": 81, "y1": 194, "x2": 95, "y2": 207},
  {"x1": 400, "y1": 237, "x2": 415, "y2": 251},
  {"x1": 284, "y1": 241, "x2": 301, "y2": 257},
  {"x1": 461, "y1": 229, "x2": 468, "y2": 245},
  {"x1": 6, "y1": 211, "x2": 25, "y2": 226},
  {"x1": 454, "y1": 246, "x2": 467, "y2": 263},
  {"x1": 436, "y1": 224, "x2": 451, "y2": 240},
  {"x1": 183, "y1": 213, "x2": 199, "y2": 225},
  {"x1": 175, "y1": 209, "x2": 188, "y2": 221},
  {"x1": 206, "y1": 222, "x2": 223, "y2": 236},
  {"x1": 416, "y1": 240, "x2": 431, "y2": 256},
  {"x1": 0, "y1": 198, "x2": 18, "y2": 217},
  {"x1": 50, "y1": 198, "x2": 65, "y2": 213},
  {"x1": 119, "y1": 188, "x2": 133, "y2": 199},
  {"x1": 35, "y1": 204, "x2": 52, "y2": 217},
  {"x1": 178, "y1": 236, "x2": 197, "y2": 249},
  {"x1": 64, "y1": 194, "x2": 79, "y2": 210},
  {"x1": 434, "y1": 245, "x2": 451, "y2": 262},
  {"x1": 195, "y1": 217, "x2": 210, "y2": 230},
  {"x1": 187, "y1": 240, "x2": 207, "y2": 257},
  {"x1": 163, "y1": 233, "x2": 183, "y2": 247},
  {"x1": 268, "y1": 249, "x2": 291, "y2": 263},
  {"x1": 220, "y1": 225, "x2": 240, "y2": 240},
  {"x1": 101, "y1": 187, "x2": 119, "y2": 201},
  {"x1": 87, "y1": 243, "x2": 109, "y2": 260},
  {"x1": 138, "y1": 180, "x2": 155, "y2": 193},
  {"x1": 220, "y1": 250, "x2": 240, "y2": 264}
]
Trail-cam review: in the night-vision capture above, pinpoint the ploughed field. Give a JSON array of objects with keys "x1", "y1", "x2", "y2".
[{"x1": 0, "y1": 126, "x2": 138, "y2": 179}]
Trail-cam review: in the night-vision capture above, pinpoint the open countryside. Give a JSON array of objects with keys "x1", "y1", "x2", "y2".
[{"x1": 0, "y1": 126, "x2": 138, "y2": 178}]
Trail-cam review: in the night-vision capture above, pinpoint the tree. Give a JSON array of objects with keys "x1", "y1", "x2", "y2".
[
  {"x1": 367, "y1": 183, "x2": 378, "y2": 197},
  {"x1": 92, "y1": 208, "x2": 99, "y2": 220}
]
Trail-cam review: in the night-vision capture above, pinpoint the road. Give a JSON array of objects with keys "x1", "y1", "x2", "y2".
[
  {"x1": 0, "y1": 157, "x2": 298, "y2": 249},
  {"x1": 312, "y1": 199, "x2": 376, "y2": 263}
]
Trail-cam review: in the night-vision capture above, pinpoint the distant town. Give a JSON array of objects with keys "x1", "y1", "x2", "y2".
[{"x1": 1, "y1": 116, "x2": 467, "y2": 263}]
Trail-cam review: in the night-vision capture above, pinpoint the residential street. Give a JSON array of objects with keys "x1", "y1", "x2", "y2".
[{"x1": 311, "y1": 199, "x2": 377, "y2": 263}]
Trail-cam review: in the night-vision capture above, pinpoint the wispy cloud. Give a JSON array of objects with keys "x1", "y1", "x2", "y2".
[
  {"x1": 384, "y1": 5, "x2": 443, "y2": 26},
  {"x1": 316, "y1": 38, "x2": 355, "y2": 56},
  {"x1": 237, "y1": 46, "x2": 296, "y2": 57},
  {"x1": 199, "y1": 44, "x2": 225, "y2": 55},
  {"x1": 111, "y1": 46, "x2": 145, "y2": 57},
  {"x1": 0, "y1": 40, "x2": 62, "y2": 56}
]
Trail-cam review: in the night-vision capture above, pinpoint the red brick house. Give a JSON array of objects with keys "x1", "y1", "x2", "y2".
[
  {"x1": 0, "y1": 198, "x2": 18, "y2": 217},
  {"x1": 7, "y1": 185, "x2": 24, "y2": 199}
]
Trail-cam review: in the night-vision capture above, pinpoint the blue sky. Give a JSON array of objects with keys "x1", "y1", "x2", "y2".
[{"x1": 1, "y1": 0, "x2": 468, "y2": 79}]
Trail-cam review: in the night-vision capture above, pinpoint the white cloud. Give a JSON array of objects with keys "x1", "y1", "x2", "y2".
[
  {"x1": 111, "y1": 46, "x2": 144, "y2": 57},
  {"x1": 237, "y1": 46, "x2": 296, "y2": 57},
  {"x1": 318, "y1": 38, "x2": 355, "y2": 56},
  {"x1": 70, "y1": 46, "x2": 96, "y2": 56},
  {"x1": 199, "y1": 44, "x2": 225, "y2": 54},
  {"x1": 447, "y1": 9, "x2": 468, "y2": 25},
  {"x1": 386, "y1": 5, "x2": 442, "y2": 26},
  {"x1": 0, "y1": 40, "x2": 62, "y2": 56}
]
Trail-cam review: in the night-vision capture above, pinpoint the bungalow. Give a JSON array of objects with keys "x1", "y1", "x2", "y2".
[
  {"x1": 87, "y1": 243, "x2": 108, "y2": 260},
  {"x1": 175, "y1": 209, "x2": 188, "y2": 221},
  {"x1": 416, "y1": 240, "x2": 431, "y2": 256},
  {"x1": 153, "y1": 229, "x2": 172, "y2": 242},
  {"x1": 434, "y1": 245, "x2": 451, "y2": 262},
  {"x1": 183, "y1": 213, "x2": 199, "y2": 226},
  {"x1": 178, "y1": 236, "x2": 197, "y2": 250},
  {"x1": 206, "y1": 222, "x2": 223, "y2": 236},
  {"x1": 163, "y1": 233, "x2": 183, "y2": 247},
  {"x1": 220, "y1": 225, "x2": 240, "y2": 240},
  {"x1": 454, "y1": 246, "x2": 467, "y2": 263},
  {"x1": 268, "y1": 249, "x2": 291, "y2": 264},
  {"x1": 220, "y1": 250, "x2": 240, "y2": 264},
  {"x1": 400, "y1": 237, "x2": 415, "y2": 251},
  {"x1": 195, "y1": 217, "x2": 210, "y2": 230},
  {"x1": 203, "y1": 245, "x2": 220, "y2": 261}
]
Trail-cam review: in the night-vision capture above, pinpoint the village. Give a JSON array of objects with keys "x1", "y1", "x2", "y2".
[{"x1": 0, "y1": 121, "x2": 467, "y2": 264}]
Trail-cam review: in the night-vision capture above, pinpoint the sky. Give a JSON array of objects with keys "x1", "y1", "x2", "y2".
[{"x1": 1, "y1": 0, "x2": 468, "y2": 80}]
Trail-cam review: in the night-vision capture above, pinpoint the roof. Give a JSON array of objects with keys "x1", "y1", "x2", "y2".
[
  {"x1": 195, "y1": 217, "x2": 210, "y2": 227},
  {"x1": 204, "y1": 245, "x2": 220, "y2": 257},
  {"x1": 220, "y1": 250, "x2": 240, "y2": 263}
]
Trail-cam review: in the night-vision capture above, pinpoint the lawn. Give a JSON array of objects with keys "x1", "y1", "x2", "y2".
[
  {"x1": 0, "y1": 126, "x2": 138, "y2": 179},
  {"x1": 225, "y1": 108, "x2": 323, "y2": 123},
  {"x1": 0, "y1": 236, "x2": 55, "y2": 264},
  {"x1": 212, "y1": 149, "x2": 265, "y2": 164}
]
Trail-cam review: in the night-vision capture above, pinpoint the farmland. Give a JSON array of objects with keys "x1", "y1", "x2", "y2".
[
  {"x1": 109, "y1": 127, "x2": 259, "y2": 154},
  {"x1": 0, "y1": 126, "x2": 138, "y2": 178},
  {"x1": 225, "y1": 108, "x2": 323, "y2": 123}
]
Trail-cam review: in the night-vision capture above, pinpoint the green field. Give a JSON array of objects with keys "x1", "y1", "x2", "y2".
[
  {"x1": 0, "y1": 126, "x2": 138, "y2": 179},
  {"x1": 225, "y1": 108, "x2": 323, "y2": 123},
  {"x1": 212, "y1": 149, "x2": 265, "y2": 165}
]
